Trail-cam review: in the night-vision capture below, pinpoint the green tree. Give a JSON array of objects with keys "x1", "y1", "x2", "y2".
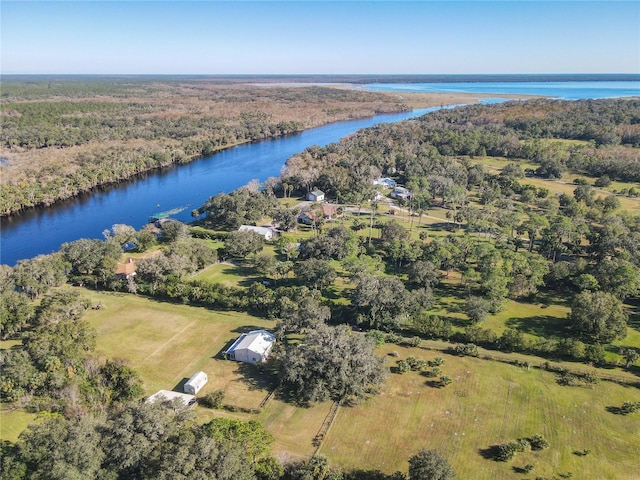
[
  {"x1": 100, "y1": 358, "x2": 144, "y2": 402},
  {"x1": 408, "y1": 449, "x2": 456, "y2": 480},
  {"x1": 160, "y1": 220, "x2": 190, "y2": 243},
  {"x1": 202, "y1": 418, "x2": 274, "y2": 464},
  {"x1": 0, "y1": 291, "x2": 34, "y2": 339},
  {"x1": 351, "y1": 274, "x2": 417, "y2": 331},
  {"x1": 465, "y1": 296, "x2": 490, "y2": 323},
  {"x1": 621, "y1": 348, "x2": 639, "y2": 369},
  {"x1": 12, "y1": 254, "x2": 68, "y2": 299},
  {"x1": 280, "y1": 324, "x2": 388, "y2": 404},
  {"x1": 16, "y1": 415, "x2": 104, "y2": 480},
  {"x1": 223, "y1": 230, "x2": 265, "y2": 259},
  {"x1": 569, "y1": 291, "x2": 628, "y2": 343},
  {"x1": 293, "y1": 259, "x2": 337, "y2": 291}
]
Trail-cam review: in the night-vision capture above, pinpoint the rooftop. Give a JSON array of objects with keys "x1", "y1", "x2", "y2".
[{"x1": 226, "y1": 329, "x2": 275, "y2": 355}]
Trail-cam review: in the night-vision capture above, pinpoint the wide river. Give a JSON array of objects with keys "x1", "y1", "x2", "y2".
[{"x1": 2, "y1": 80, "x2": 639, "y2": 266}]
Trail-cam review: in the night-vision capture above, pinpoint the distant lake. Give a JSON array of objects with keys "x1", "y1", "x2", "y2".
[
  {"x1": 362, "y1": 81, "x2": 640, "y2": 100},
  {"x1": 2, "y1": 80, "x2": 639, "y2": 266}
]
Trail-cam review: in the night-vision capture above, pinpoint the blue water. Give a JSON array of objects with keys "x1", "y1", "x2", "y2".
[
  {"x1": 0, "y1": 108, "x2": 435, "y2": 266},
  {"x1": 2, "y1": 80, "x2": 638, "y2": 266},
  {"x1": 363, "y1": 81, "x2": 640, "y2": 100}
]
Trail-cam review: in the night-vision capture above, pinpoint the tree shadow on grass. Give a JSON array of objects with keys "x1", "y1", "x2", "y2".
[
  {"x1": 504, "y1": 315, "x2": 568, "y2": 338},
  {"x1": 478, "y1": 445, "x2": 500, "y2": 461},
  {"x1": 626, "y1": 297, "x2": 640, "y2": 331},
  {"x1": 232, "y1": 362, "x2": 279, "y2": 393},
  {"x1": 425, "y1": 380, "x2": 445, "y2": 388},
  {"x1": 512, "y1": 466, "x2": 530, "y2": 474},
  {"x1": 605, "y1": 405, "x2": 625, "y2": 415},
  {"x1": 347, "y1": 470, "x2": 404, "y2": 480}
]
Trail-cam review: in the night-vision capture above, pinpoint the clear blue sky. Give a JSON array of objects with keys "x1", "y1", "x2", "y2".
[{"x1": 2, "y1": 1, "x2": 639, "y2": 74}]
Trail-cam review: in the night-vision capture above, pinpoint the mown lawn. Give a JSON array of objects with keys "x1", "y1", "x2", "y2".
[
  {"x1": 0, "y1": 407, "x2": 39, "y2": 443},
  {"x1": 81, "y1": 289, "x2": 328, "y2": 460},
  {"x1": 82, "y1": 289, "x2": 276, "y2": 407},
  {"x1": 320, "y1": 343, "x2": 640, "y2": 480}
]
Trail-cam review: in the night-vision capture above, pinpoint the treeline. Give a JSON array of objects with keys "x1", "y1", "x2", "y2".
[
  {"x1": 0, "y1": 216, "x2": 448, "y2": 477},
  {"x1": 1, "y1": 79, "x2": 409, "y2": 216},
  {"x1": 1, "y1": 403, "x2": 453, "y2": 480},
  {"x1": 281, "y1": 98, "x2": 640, "y2": 202}
]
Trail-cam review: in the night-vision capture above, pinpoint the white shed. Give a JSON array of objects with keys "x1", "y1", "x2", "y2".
[
  {"x1": 238, "y1": 225, "x2": 274, "y2": 240},
  {"x1": 307, "y1": 190, "x2": 325, "y2": 202},
  {"x1": 184, "y1": 371, "x2": 208, "y2": 395},
  {"x1": 225, "y1": 330, "x2": 275, "y2": 364}
]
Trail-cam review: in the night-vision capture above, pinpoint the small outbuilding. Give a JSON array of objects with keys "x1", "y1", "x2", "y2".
[
  {"x1": 184, "y1": 371, "x2": 208, "y2": 395},
  {"x1": 146, "y1": 390, "x2": 196, "y2": 407},
  {"x1": 390, "y1": 186, "x2": 411, "y2": 200},
  {"x1": 373, "y1": 177, "x2": 397, "y2": 189},
  {"x1": 225, "y1": 329, "x2": 275, "y2": 364},
  {"x1": 307, "y1": 190, "x2": 325, "y2": 202},
  {"x1": 238, "y1": 225, "x2": 274, "y2": 240}
]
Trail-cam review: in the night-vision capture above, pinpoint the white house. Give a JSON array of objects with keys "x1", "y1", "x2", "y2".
[
  {"x1": 373, "y1": 177, "x2": 396, "y2": 189},
  {"x1": 238, "y1": 225, "x2": 274, "y2": 240},
  {"x1": 225, "y1": 329, "x2": 275, "y2": 364},
  {"x1": 307, "y1": 190, "x2": 325, "y2": 202},
  {"x1": 184, "y1": 371, "x2": 208, "y2": 395},
  {"x1": 147, "y1": 390, "x2": 196, "y2": 407},
  {"x1": 390, "y1": 186, "x2": 412, "y2": 200}
]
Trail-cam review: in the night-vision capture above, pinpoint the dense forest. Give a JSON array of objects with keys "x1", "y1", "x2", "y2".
[
  {"x1": 1, "y1": 98, "x2": 639, "y2": 479},
  {"x1": 0, "y1": 78, "x2": 417, "y2": 216}
]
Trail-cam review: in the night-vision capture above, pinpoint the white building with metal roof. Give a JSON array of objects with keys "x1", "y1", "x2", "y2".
[
  {"x1": 184, "y1": 371, "x2": 208, "y2": 395},
  {"x1": 225, "y1": 329, "x2": 275, "y2": 364},
  {"x1": 238, "y1": 225, "x2": 274, "y2": 240}
]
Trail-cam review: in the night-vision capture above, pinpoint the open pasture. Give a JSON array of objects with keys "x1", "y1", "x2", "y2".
[
  {"x1": 83, "y1": 289, "x2": 276, "y2": 407},
  {"x1": 320, "y1": 343, "x2": 640, "y2": 480},
  {"x1": 82, "y1": 289, "x2": 327, "y2": 459},
  {"x1": 21, "y1": 289, "x2": 637, "y2": 476}
]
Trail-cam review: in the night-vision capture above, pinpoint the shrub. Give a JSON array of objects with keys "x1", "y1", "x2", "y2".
[
  {"x1": 366, "y1": 329, "x2": 386, "y2": 346},
  {"x1": 620, "y1": 401, "x2": 640, "y2": 414},
  {"x1": 455, "y1": 343, "x2": 479, "y2": 357},
  {"x1": 516, "y1": 438, "x2": 532, "y2": 452},
  {"x1": 396, "y1": 360, "x2": 411, "y2": 374},
  {"x1": 529, "y1": 433, "x2": 550, "y2": 450},
  {"x1": 385, "y1": 332, "x2": 403, "y2": 344},
  {"x1": 439, "y1": 375, "x2": 452, "y2": 387},
  {"x1": 495, "y1": 441, "x2": 519, "y2": 461},
  {"x1": 431, "y1": 356, "x2": 445, "y2": 366},
  {"x1": 200, "y1": 389, "x2": 225, "y2": 409}
]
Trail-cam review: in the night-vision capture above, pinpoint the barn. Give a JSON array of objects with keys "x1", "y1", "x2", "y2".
[
  {"x1": 307, "y1": 190, "x2": 325, "y2": 202},
  {"x1": 238, "y1": 225, "x2": 274, "y2": 240},
  {"x1": 225, "y1": 330, "x2": 275, "y2": 364},
  {"x1": 184, "y1": 371, "x2": 208, "y2": 395}
]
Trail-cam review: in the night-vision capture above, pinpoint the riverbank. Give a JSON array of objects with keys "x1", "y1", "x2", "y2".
[{"x1": 0, "y1": 79, "x2": 504, "y2": 217}]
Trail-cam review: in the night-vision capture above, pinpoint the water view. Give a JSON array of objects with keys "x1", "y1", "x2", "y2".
[
  {"x1": 2, "y1": 80, "x2": 639, "y2": 265},
  {"x1": 363, "y1": 80, "x2": 640, "y2": 100}
]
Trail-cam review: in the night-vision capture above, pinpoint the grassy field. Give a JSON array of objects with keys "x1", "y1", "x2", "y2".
[
  {"x1": 79, "y1": 291, "x2": 640, "y2": 476},
  {"x1": 472, "y1": 155, "x2": 640, "y2": 212},
  {"x1": 82, "y1": 289, "x2": 277, "y2": 404},
  {"x1": 4, "y1": 289, "x2": 638, "y2": 478},
  {"x1": 320, "y1": 343, "x2": 640, "y2": 480}
]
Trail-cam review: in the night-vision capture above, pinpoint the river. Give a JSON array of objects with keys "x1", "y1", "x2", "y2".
[
  {"x1": 1, "y1": 107, "x2": 438, "y2": 266},
  {"x1": 2, "y1": 80, "x2": 639, "y2": 266}
]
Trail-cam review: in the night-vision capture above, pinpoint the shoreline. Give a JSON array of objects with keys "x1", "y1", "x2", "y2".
[{"x1": 0, "y1": 92, "x2": 505, "y2": 218}]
